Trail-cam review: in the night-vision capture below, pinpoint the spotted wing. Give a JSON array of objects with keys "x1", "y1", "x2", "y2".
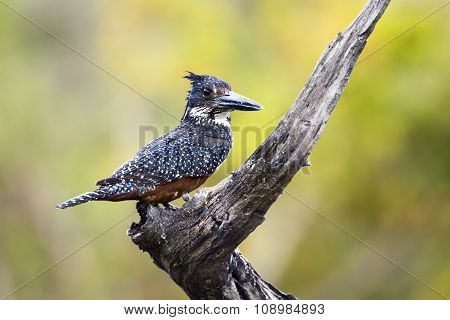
[{"x1": 96, "y1": 124, "x2": 231, "y2": 192}]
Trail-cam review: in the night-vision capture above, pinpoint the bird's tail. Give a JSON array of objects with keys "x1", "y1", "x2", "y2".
[{"x1": 57, "y1": 189, "x2": 108, "y2": 209}]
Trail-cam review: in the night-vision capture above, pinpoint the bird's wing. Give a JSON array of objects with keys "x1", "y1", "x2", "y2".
[
  {"x1": 95, "y1": 134, "x2": 170, "y2": 189},
  {"x1": 96, "y1": 124, "x2": 231, "y2": 190}
]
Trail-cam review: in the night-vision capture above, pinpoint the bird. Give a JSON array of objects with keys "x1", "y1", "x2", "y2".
[{"x1": 57, "y1": 72, "x2": 263, "y2": 209}]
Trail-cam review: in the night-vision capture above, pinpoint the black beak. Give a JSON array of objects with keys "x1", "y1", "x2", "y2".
[{"x1": 217, "y1": 91, "x2": 263, "y2": 111}]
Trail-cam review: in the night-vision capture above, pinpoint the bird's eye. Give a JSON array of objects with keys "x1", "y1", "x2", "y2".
[{"x1": 202, "y1": 88, "x2": 211, "y2": 97}]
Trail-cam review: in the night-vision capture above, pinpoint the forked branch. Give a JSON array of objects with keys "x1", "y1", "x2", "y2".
[{"x1": 128, "y1": 0, "x2": 391, "y2": 299}]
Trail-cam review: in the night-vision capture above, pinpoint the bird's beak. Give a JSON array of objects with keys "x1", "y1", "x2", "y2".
[{"x1": 217, "y1": 91, "x2": 263, "y2": 111}]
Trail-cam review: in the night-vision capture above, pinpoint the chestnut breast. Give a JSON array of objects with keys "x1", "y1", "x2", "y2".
[{"x1": 142, "y1": 176, "x2": 209, "y2": 203}]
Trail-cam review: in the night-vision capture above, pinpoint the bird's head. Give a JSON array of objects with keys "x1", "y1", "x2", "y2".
[{"x1": 182, "y1": 72, "x2": 263, "y2": 126}]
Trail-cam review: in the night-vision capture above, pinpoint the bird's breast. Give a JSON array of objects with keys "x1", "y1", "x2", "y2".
[{"x1": 142, "y1": 176, "x2": 209, "y2": 203}]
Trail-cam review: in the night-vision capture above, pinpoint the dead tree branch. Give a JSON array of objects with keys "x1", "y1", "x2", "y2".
[{"x1": 128, "y1": 0, "x2": 391, "y2": 299}]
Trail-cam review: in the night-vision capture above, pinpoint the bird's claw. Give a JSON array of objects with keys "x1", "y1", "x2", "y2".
[
  {"x1": 182, "y1": 193, "x2": 191, "y2": 202},
  {"x1": 163, "y1": 202, "x2": 177, "y2": 211},
  {"x1": 136, "y1": 200, "x2": 149, "y2": 215}
]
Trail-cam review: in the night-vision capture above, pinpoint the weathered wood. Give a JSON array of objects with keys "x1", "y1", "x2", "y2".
[{"x1": 128, "y1": 0, "x2": 391, "y2": 300}]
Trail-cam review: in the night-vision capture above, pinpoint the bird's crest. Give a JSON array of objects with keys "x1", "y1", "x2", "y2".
[
  {"x1": 183, "y1": 72, "x2": 208, "y2": 101},
  {"x1": 183, "y1": 71, "x2": 204, "y2": 83},
  {"x1": 183, "y1": 71, "x2": 232, "y2": 103}
]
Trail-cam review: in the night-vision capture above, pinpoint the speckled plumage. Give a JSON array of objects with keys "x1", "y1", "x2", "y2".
[{"x1": 57, "y1": 73, "x2": 262, "y2": 209}]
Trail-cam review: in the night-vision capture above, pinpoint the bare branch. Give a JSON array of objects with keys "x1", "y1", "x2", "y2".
[{"x1": 128, "y1": 0, "x2": 391, "y2": 300}]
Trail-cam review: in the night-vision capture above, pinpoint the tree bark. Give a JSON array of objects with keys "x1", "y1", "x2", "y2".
[{"x1": 128, "y1": 0, "x2": 391, "y2": 300}]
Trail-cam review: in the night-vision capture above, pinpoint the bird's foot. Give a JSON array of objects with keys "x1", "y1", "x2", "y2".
[
  {"x1": 182, "y1": 193, "x2": 191, "y2": 202},
  {"x1": 136, "y1": 200, "x2": 150, "y2": 216},
  {"x1": 163, "y1": 202, "x2": 177, "y2": 211}
]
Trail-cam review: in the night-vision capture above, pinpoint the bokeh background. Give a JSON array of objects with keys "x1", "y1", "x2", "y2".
[{"x1": 0, "y1": 0, "x2": 449, "y2": 299}]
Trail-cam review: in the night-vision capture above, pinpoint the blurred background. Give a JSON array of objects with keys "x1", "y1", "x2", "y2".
[{"x1": 0, "y1": 0, "x2": 449, "y2": 299}]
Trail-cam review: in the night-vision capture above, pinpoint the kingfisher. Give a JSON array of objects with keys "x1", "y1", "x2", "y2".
[{"x1": 57, "y1": 72, "x2": 263, "y2": 209}]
